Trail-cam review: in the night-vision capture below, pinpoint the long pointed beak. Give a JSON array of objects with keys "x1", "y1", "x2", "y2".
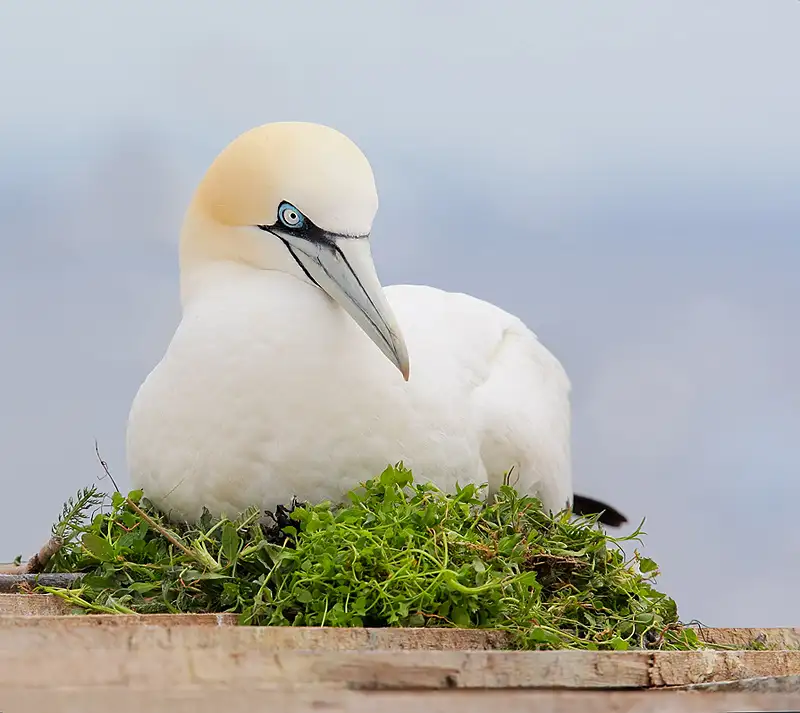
[{"x1": 273, "y1": 230, "x2": 410, "y2": 380}]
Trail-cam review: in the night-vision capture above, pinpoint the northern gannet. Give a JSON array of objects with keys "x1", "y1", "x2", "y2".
[{"x1": 126, "y1": 122, "x2": 626, "y2": 527}]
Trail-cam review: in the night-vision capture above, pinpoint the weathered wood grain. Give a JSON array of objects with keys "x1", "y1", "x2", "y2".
[
  {"x1": 3, "y1": 594, "x2": 800, "y2": 694},
  {"x1": 0, "y1": 593, "x2": 74, "y2": 616},
  {"x1": 0, "y1": 613, "x2": 511, "y2": 648},
  {"x1": 1, "y1": 687, "x2": 800, "y2": 713},
  {"x1": 696, "y1": 625, "x2": 800, "y2": 650},
  {"x1": 676, "y1": 674, "x2": 800, "y2": 693},
  {"x1": 1, "y1": 622, "x2": 799, "y2": 690},
  {"x1": 651, "y1": 650, "x2": 800, "y2": 686},
  {"x1": 3, "y1": 593, "x2": 798, "y2": 649},
  {"x1": 0, "y1": 608, "x2": 240, "y2": 628},
  {"x1": 3, "y1": 594, "x2": 799, "y2": 654},
  {"x1": 0, "y1": 625, "x2": 650, "y2": 689}
]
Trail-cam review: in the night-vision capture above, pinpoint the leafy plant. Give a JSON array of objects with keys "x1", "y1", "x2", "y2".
[{"x1": 42, "y1": 464, "x2": 702, "y2": 650}]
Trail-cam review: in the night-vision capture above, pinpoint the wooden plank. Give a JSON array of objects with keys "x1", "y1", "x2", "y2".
[
  {"x1": 1, "y1": 688, "x2": 800, "y2": 713},
  {"x1": 0, "y1": 615, "x2": 513, "y2": 648},
  {"x1": 0, "y1": 625, "x2": 650, "y2": 689},
  {"x1": 651, "y1": 650, "x2": 800, "y2": 687},
  {"x1": 4, "y1": 621, "x2": 800, "y2": 690},
  {"x1": 0, "y1": 594, "x2": 74, "y2": 616},
  {"x1": 0, "y1": 647, "x2": 650, "y2": 690},
  {"x1": 3, "y1": 594, "x2": 800, "y2": 650},
  {"x1": 695, "y1": 626, "x2": 800, "y2": 650},
  {"x1": 676, "y1": 674, "x2": 800, "y2": 693},
  {"x1": 6, "y1": 594, "x2": 800, "y2": 693},
  {"x1": 2, "y1": 595, "x2": 799, "y2": 651},
  {"x1": 0, "y1": 610, "x2": 241, "y2": 628},
  {"x1": 2, "y1": 613, "x2": 800, "y2": 692}
]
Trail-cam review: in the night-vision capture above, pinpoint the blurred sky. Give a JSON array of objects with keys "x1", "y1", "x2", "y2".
[{"x1": 1, "y1": 1, "x2": 798, "y2": 626}]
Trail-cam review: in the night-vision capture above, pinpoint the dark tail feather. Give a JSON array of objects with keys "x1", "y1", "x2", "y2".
[{"x1": 572, "y1": 494, "x2": 628, "y2": 527}]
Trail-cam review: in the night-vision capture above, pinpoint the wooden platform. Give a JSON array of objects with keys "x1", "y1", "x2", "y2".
[{"x1": 1, "y1": 593, "x2": 798, "y2": 712}]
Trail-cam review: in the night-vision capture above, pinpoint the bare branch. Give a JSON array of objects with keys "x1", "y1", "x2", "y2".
[{"x1": 94, "y1": 440, "x2": 120, "y2": 492}]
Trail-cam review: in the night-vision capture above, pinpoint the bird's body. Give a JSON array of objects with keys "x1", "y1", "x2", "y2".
[
  {"x1": 128, "y1": 264, "x2": 571, "y2": 521},
  {"x1": 127, "y1": 121, "x2": 624, "y2": 527}
]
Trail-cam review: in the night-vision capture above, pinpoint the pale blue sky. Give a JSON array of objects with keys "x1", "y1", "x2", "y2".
[{"x1": 1, "y1": 1, "x2": 798, "y2": 626}]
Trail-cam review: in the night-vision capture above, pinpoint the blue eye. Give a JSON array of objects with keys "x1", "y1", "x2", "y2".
[{"x1": 278, "y1": 202, "x2": 305, "y2": 229}]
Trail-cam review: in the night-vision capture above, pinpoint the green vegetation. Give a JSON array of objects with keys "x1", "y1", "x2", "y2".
[{"x1": 42, "y1": 464, "x2": 702, "y2": 650}]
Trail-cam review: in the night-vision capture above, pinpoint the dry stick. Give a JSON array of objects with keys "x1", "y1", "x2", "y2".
[
  {"x1": 0, "y1": 442, "x2": 114, "y2": 576},
  {"x1": 0, "y1": 572, "x2": 83, "y2": 593},
  {"x1": 26, "y1": 536, "x2": 62, "y2": 572},
  {"x1": 0, "y1": 443, "x2": 116, "y2": 576},
  {"x1": 94, "y1": 440, "x2": 120, "y2": 493},
  {"x1": 92, "y1": 441, "x2": 208, "y2": 567},
  {"x1": 0, "y1": 536, "x2": 63, "y2": 575},
  {"x1": 124, "y1": 498, "x2": 196, "y2": 560},
  {"x1": 1, "y1": 444, "x2": 201, "y2": 580},
  {"x1": 0, "y1": 444, "x2": 113, "y2": 576},
  {"x1": 127, "y1": 497, "x2": 219, "y2": 571}
]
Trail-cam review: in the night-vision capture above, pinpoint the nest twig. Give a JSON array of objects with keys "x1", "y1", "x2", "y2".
[
  {"x1": 0, "y1": 536, "x2": 63, "y2": 575},
  {"x1": 0, "y1": 572, "x2": 83, "y2": 593}
]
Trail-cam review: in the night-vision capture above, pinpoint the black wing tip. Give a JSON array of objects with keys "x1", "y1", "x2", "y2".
[{"x1": 572, "y1": 493, "x2": 628, "y2": 528}]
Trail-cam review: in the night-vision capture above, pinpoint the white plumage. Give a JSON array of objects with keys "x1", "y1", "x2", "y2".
[{"x1": 126, "y1": 122, "x2": 611, "y2": 526}]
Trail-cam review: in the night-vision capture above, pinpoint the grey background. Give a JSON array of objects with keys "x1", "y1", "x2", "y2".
[{"x1": 1, "y1": 1, "x2": 798, "y2": 626}]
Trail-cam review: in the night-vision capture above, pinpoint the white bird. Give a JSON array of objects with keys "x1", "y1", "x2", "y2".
[{"x1": 127, "y1": 122, "x2": 625, "y2": 527}]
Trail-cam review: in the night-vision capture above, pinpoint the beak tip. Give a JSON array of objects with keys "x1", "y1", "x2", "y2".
[
  {"x1": 399, "y1": 347, "x2": 410, "y2": 381},
  {"x1": 394, "y1": 356, "x2": 410, "y2": 381}
]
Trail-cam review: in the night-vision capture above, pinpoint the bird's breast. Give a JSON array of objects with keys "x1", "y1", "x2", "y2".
[{"x1": 126, "y1": 275, "x2": 480, "y2": 520}]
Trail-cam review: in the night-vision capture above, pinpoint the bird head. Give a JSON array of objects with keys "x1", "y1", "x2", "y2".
[{"x1": 181, "y1": 121, "x2": 409, "y2": 381}]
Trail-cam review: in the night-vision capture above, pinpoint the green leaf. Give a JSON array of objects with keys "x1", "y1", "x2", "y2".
[
  {"x1": 638, "y1": 557, "x2": 659, "y2": 574},
  {"x1": 295, "y1": 589, "x2": 313, "y2": 604},
  {"x1": 128, "y1": 582, "x2": 159, "y2": 594},
  {"x1": 221, "y1": 523, "x2": 241, "y2": 564},
  {"x1": 408, "y1": 613, "x2": 425, "y2": 627},
  {"x1": 528, "y1": 628, "x2": 561, "y2": 646},
  {"x1": 379, "y1": 465, "x2": 398, "y2": 487},
  {"x1": 81, "y1": 574, "x2": 116, "y2": 590},
  {"x1": 452, "y1": 607, "x2": 470, "y2": 627},
  {"x1": 81, "y1": 533, "x2": 116, "y2": 562}
]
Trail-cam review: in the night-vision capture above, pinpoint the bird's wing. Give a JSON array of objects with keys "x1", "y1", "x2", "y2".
[
  {"x1": 470, "y1": 313, "x2": 572, "y2": 512},
  {"x1": 385, "y1": 284, "x2": 572, "y2": 513}
]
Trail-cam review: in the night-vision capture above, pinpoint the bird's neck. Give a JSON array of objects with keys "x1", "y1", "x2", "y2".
[{"x1": 178, "y1": 202, "x2": 307, "y2": 309}]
